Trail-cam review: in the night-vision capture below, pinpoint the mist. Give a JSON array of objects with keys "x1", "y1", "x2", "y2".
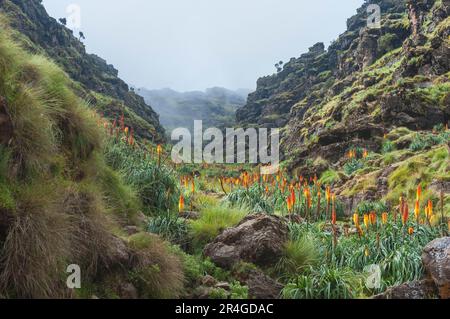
[{"x1": 42, "y1": 0, "x2": 364, "y2": 91}]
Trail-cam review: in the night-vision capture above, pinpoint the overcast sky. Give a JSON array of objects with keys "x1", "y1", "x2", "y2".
[{"x1": 42, "y1": 0, "x2": 363, "y2": 92}]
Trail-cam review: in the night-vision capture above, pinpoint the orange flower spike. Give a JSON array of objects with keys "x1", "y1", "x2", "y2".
[
  {"x1": 265, "y1": 186, "x2": 269, "y2": 195},
  {"x1": 427, "y1": 200, "x2": 433, "y2": 217},
  {"x1": 290, "y1": 189, "x2": 296, "y2": 206},
  {"x1": 402, "y1": 204, "x2": 409, "y2": 225},
  {"x1": 157, "y1": 144, "x2": 163, "y2": 156},
  {"x1": 331, "y1": 193, "x2": 336, "y2": 211},
  {"x1": 286, "y1": 197, "x2": 292, "y2": 212},
  {"x1": 414, "y1": 200, "x2": 420, "y2": 221},
  {"x1": 191, "y1": 179, "x2": 195, "y2": 194},
  {"x1": 416, "y1": 184, "x2": 422, "y2": 202},
  {"x1": 325, "y1": 186, "x2": 331, "y2": 203},
  {"x1": 369, "y1": 212, "x2": 377, "y2": 225},
  {"x1": 408, "y1": 227, "x2": 414, "y2": 236},
  {"x1": 129, "y1": 128, "x2": 134, "y2": 146},
  {"x1": 178, "y1": 195, "x2": 185, "y2": 213},
  {"x1": 332, "y1": 210, "x2": 337, "y2": 225},
  {"x1": 353, "y1": 213, "x2": 360, "y2": 227},
  {"x1": 381, "y1": 212, "x2": 388, "y2": 225},
  {"x1": 124, "y1": 127, "x2": 129, "y2": 136},
  {"x1": 364, "y1": 214, "x2": 370, "y2": 229},
  {"x1": 363, "y1": 149, "x2": 368, "y2": 159}
]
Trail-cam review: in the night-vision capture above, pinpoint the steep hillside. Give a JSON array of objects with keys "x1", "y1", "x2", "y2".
[
  {"x1": 236, "y1": 0, "x2": 449, "y2": 208},
  {"x1": 0, "y1": 14, "x2": 187, "y2": 297},
  {"x1": 138, "y1": 87, "x2": 249, "y2": 133},
  {"x1": 0, "y1": 0, "x2": 165, "y2": 142}
]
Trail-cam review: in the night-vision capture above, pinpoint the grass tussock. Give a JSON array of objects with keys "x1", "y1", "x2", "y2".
[
  {"x1": 0, "y1": 182, "x2": 71, "y2": 298},
  {"x1": 190, "y1": 204, "x2": 247, "y2": 248},
  {"x1": 128, "y1": 233, "x2": 184, "y2": 299}
]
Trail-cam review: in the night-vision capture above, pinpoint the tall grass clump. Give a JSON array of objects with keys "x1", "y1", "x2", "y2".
[
  {"x1": 275, "y1": 235, "x2": 320, "y2": 278},
  {"x1": 104, "y1": 140, "x2": 179, "y2": 214},
  {"x1": 128, "y1": 233, "x2": 184, "y2": 299},
  {"x1": 190, "y1": 204, "x2": 247, "y2": 248}
]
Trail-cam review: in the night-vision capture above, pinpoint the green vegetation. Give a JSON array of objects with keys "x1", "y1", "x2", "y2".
[
  {"x1": 190, "y1": 204, "x2": 247, "y2": 248},
  {"x1": 0, "y1": 20, "x2": 181, "y2": 299},
  {"x1": 104, "y1": 140, "x2": 179, "y2": 214},
  {"x1": 128, "y1": 233, "x2": 184, "y2": 299}
]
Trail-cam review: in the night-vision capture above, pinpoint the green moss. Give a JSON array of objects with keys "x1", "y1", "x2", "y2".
[
  {"x1": 386, "y1": 146, "x2": 449, "y2": 204},
  {"x1": 341, "y1": 173, "x2": 378, "y2": 197}
]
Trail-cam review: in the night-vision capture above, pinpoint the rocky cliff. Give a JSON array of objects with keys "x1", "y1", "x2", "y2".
[
  {"x1": 237, "y1": 0, "x2": 449, "y2": 148},
  {"x1": 0, "y1": 0, "x2": 165, "y2": 142}
]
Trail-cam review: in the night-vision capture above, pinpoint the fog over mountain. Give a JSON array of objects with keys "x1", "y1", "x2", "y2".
[
  {"x1": 137, "y1": 87, "x2": 250, "y2": 133},
  {"x1": 42, "y1": 0, "x2": 363, "y2": 91}
]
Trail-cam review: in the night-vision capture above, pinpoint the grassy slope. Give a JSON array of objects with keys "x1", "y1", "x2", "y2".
[
  {"x1": 0, "y1": 19, "x2": 182, "y2": 298},
  {"x1": 0, "y1": 0, "x2": 165, "y2": 142}
]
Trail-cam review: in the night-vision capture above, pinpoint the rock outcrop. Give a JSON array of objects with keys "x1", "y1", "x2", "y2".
[
  {"x1": 422, "y1": 237, "x2": 450, "y2": 299},
  {"x1": 373, "y1": 279, "x2": 438, "y2": 299},
  {"x1": 204, "y1": 213, "x2": 289, "y2": 269},
  {"x1": 236, "y1": 0, "x2": 449, "y2": 174}
]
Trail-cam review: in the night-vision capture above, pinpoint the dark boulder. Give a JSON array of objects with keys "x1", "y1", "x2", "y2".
[{"x1": 204, "y1": 214, "x2": 289, "y2": 269}]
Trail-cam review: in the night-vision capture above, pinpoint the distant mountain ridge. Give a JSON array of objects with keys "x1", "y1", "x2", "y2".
[{"x1": 138, "y1": 87, "x2": 250, "y2": 133}]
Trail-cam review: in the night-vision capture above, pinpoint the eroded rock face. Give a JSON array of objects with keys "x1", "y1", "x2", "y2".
[
  {"x1": 203, "y1": 214, "x2": 288, "y2": 269},
  {"x1": 422, "y1": 237, "x2": 450, "y2": 299}
]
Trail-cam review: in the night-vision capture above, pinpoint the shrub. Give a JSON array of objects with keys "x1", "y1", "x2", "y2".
[
  {"x1": 344, "y1": 159, "x2": 365, "y2": 175},
  {"x1": 409, "y1": 130, "x2": 450, "y2": 152},
  {"x1": 319, "y1": 169, "x2": 340, "y2": 185},
  {"x1": 382, "y1": 140, "x2": 395, "y2": 154},
  {"x1": 230, "y1": 281, "x2": 249, "y2": 299}
]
